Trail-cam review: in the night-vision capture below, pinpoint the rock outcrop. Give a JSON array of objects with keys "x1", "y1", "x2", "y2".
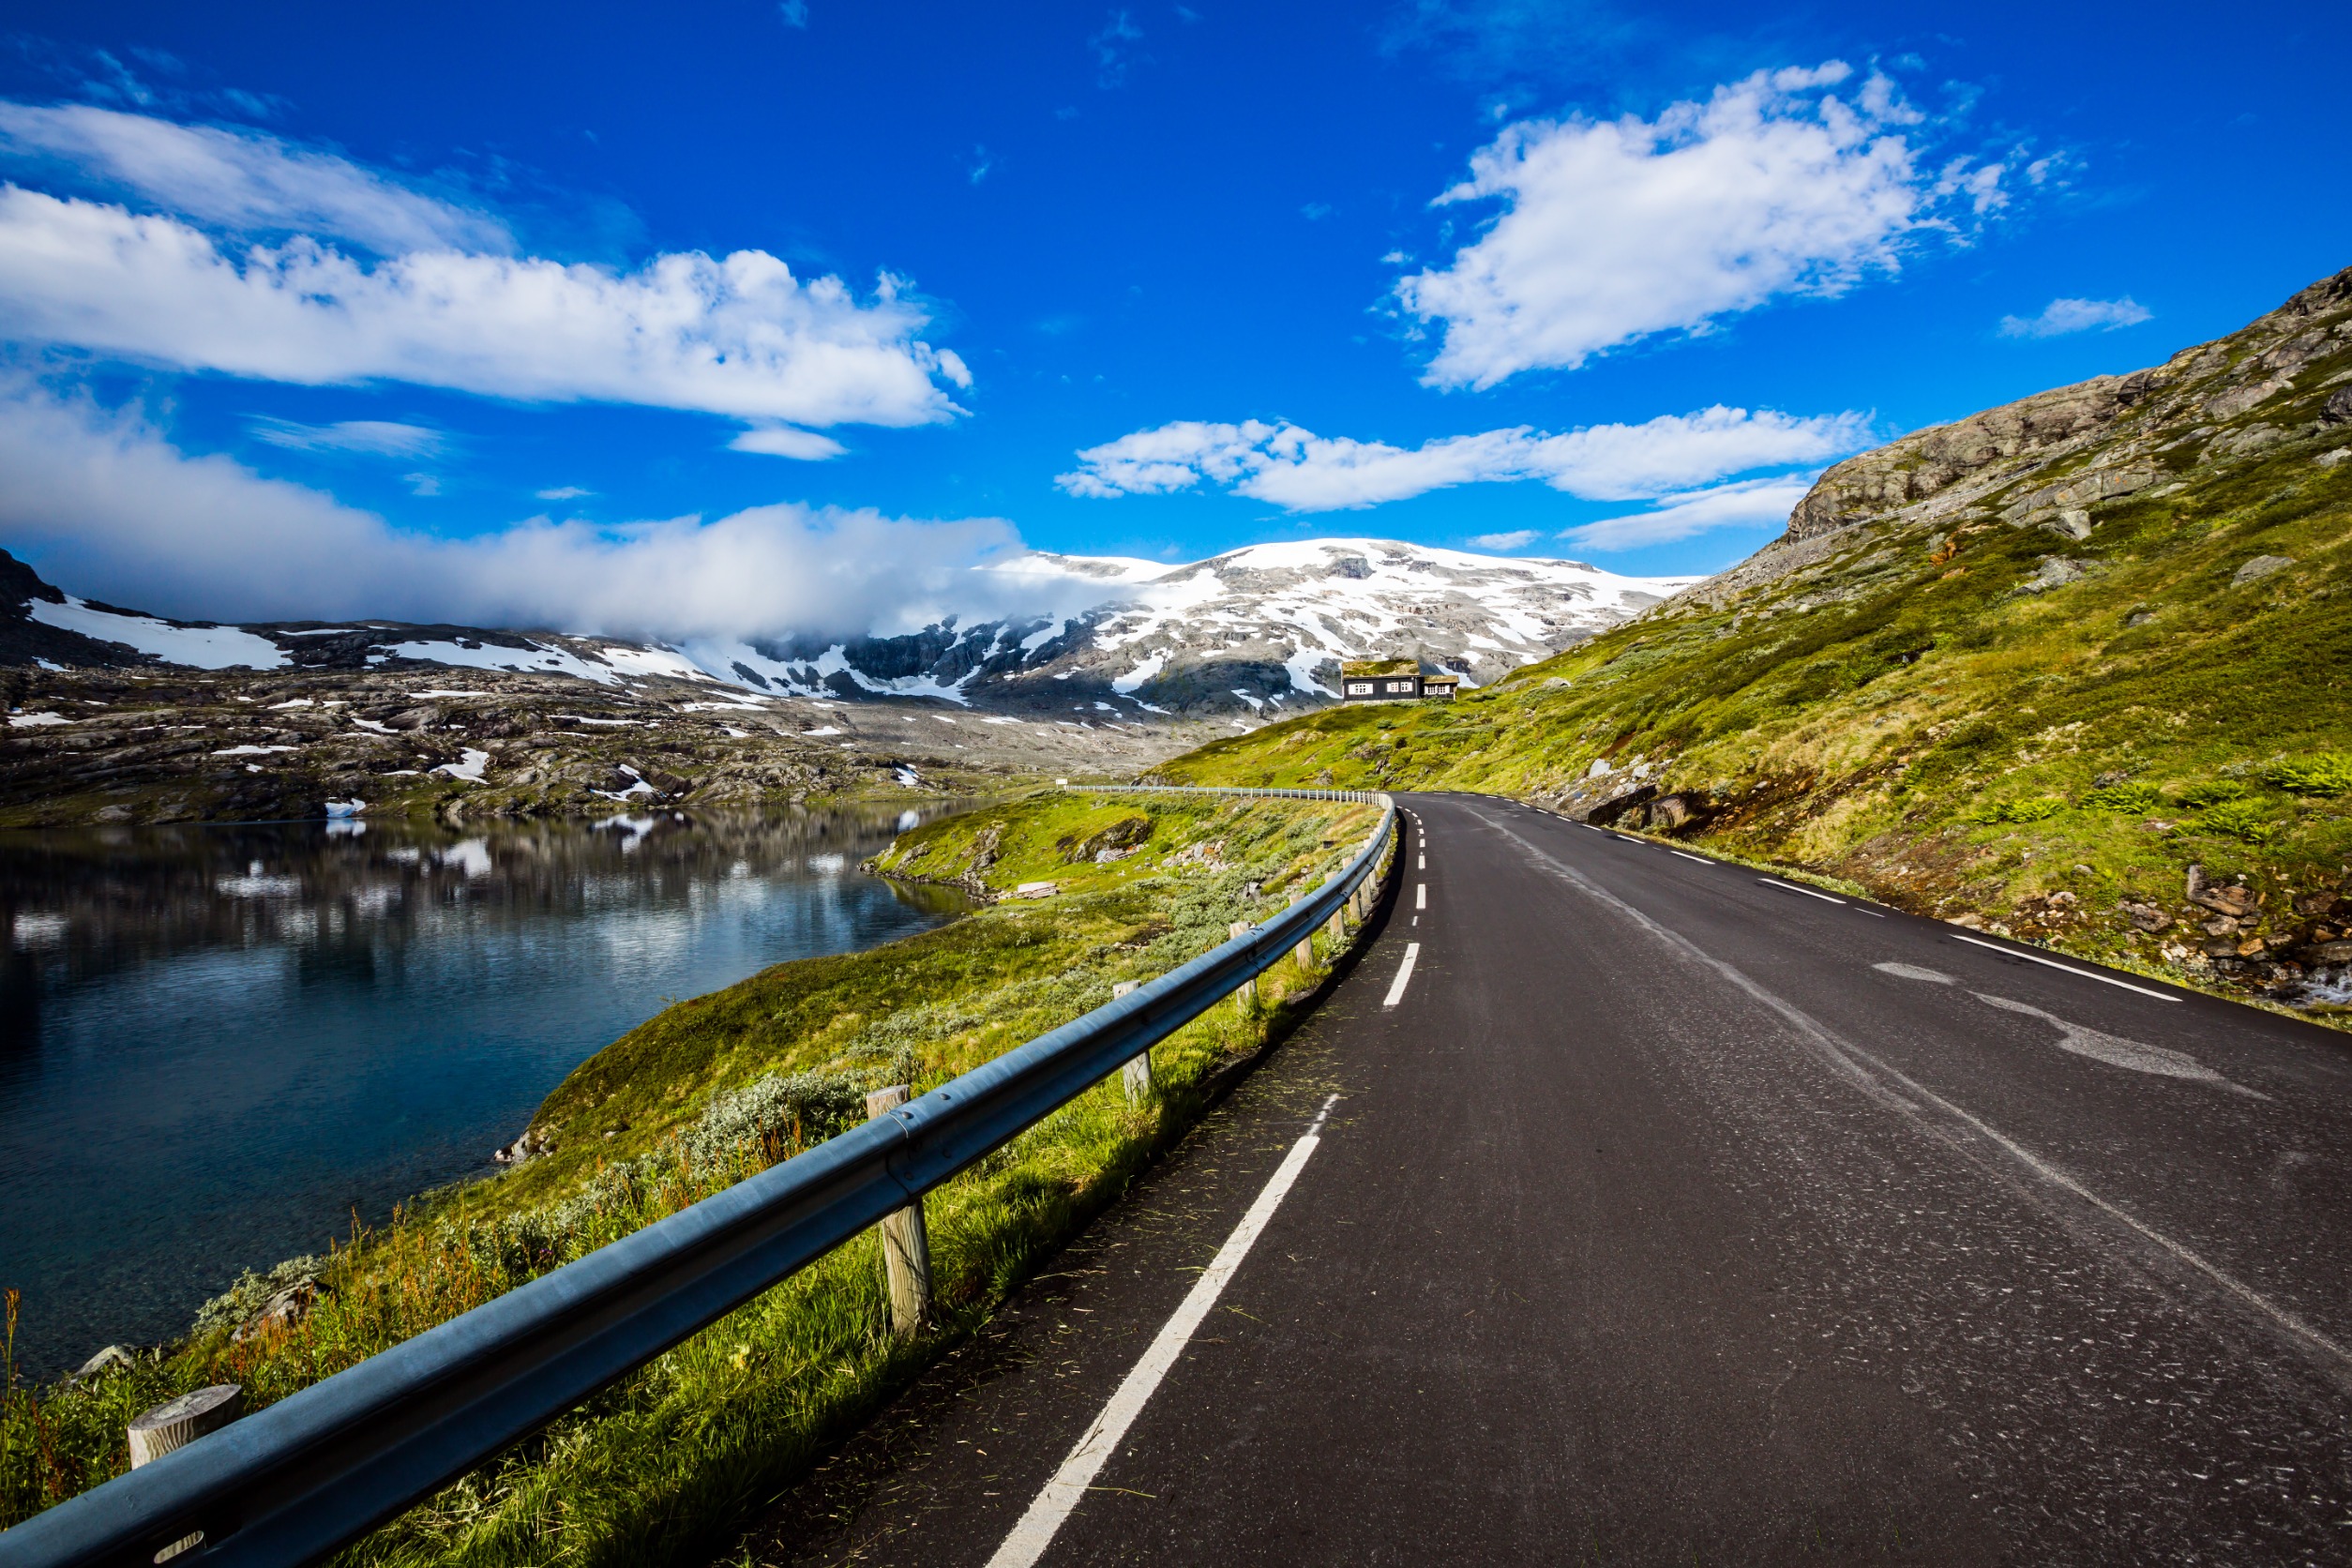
[{"x1": 1774, "y1": 264, "x2": 2352, "y2": 550}]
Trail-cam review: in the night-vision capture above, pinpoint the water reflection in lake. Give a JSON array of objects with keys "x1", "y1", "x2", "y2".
[{"x1": 0, "y1": 807, "x2": 969, "y2": 1376}]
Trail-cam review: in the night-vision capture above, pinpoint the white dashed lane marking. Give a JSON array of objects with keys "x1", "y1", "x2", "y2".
[
  {"x1": 1760, "y1": 878, "x2": 1843, "y2": 905},
  {"x1": 1416, "y1": 883, "x2": 1426, "y2": 910},
  {"x1": 1382, "y1": 942, "x2": 1420, "y2": 1008}
]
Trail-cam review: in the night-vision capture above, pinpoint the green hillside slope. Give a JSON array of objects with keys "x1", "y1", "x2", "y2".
[{"x1": 1158, "y1": 267, "x2": 2352, "y2": 1018}]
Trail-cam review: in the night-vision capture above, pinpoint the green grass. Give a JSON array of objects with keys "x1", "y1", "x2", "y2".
[{"x1": 1, "y1": 791, "x2": 1386, "y2": 1568}]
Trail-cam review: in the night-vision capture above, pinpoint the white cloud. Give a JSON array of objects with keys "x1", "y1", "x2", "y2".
[
  {"x1": 1057, "y1": 404, "x2": 1867, "y2": 512},
  {"x1": 0, "y1": 186, "x2": 969, "y2": 430},
  {"x1": 1998, "y1": 295, "x2": 2151, "y2": 339},
  {"x1": 249, "y1": 416, "x2": 444, "y2": 457},
  {"x1": 1467, "y1": 529, "x2": 1539, "y2": 550},
  {"x1": 1396, "y1": 64, "x2": 2009, "y2": 388},
  {"x1": 728, "y1": 424, "x2": 849, "y2": 460},
  {"x1": 778, "y1": 1, "x2": 809, "y2": 26},
  {"x1": 0, "y1": 380, "x2": 1049, "y2": 641},
  {"x1": 0, "y1": 100, "x2": 508, "y2": 254},
  {"x1": 1560, "y1": 475, "x2": 1816, "y2": 550},
  {"x1": 536, "y1": 485, "x2": 593, "y2": 501},
  {"x1": 404, "y1": 472, "x2": 440, "y2": 497}
]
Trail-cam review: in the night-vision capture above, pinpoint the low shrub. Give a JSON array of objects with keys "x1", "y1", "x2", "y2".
[
  {"x1": 2199, "y1": 798, "x2": 2275, "y2": 843},
  {"x1": 2179, "y1": 779, "x2": 2247, "y2": 807},
  {"x1": 1971, "y1": 795, "x2": 2067, "y2": 824},
  {"x1": 2265, "y1": 754, "x2": 2352, "y2": 796},
  {"x1": 2084, "y1": 781, "x2": 2162, "y2": 813}
]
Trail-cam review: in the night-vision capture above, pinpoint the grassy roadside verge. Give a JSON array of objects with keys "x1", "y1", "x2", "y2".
[{"x1": 1, "y1": 790, "x2": 1388, "y2": 1568}]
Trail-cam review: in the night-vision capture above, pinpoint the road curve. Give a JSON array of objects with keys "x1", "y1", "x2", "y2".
[{"x1": 743, "y1": 792, "x2": 2352, "y2": 1567}]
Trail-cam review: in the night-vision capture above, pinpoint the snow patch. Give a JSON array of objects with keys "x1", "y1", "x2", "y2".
[
  {"x1": 374, "y1": 641, "x2": 622, "y2": 683},
  {"x1": 1111, "y1": 652, "x2": 1166, "y2": 694},
  {"x1": 29, "y1": 596, "x2": 288, "y2": 670},
  {"x1": 598, "y1": 644, "x2": 712, "y2": 682},
  {"x1": 434, "y1": 747, "x2": 491, "y2": 783}
]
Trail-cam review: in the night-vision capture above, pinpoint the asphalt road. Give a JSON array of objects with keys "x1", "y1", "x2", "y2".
[{"x1": 743, "y1": 792, "x2": 2352, "y2": 1567}]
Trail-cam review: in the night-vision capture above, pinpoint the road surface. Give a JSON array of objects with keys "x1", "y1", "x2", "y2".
[{"x1": 741, "y1": 792, "x2": 2352, "y2": 1566}]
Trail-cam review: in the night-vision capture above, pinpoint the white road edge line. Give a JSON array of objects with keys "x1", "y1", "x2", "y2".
[
  {"x1": 1950, "y1": 932, "x2": 2180, "y2": 1002},
  {"x1": 1669, "y1": 851, "x2": 1711, "y2": 866},
  {"x1": 984, "y1": 1095, "x2": 1341, "y2": 1568},
  {"x1": 1415, "y1": 882, "x2": 1427, "y2": 910},
  {"x1": 1759, "y1": 877, "x2": 1844, "y2": 904},
  {"x1": 1382, "y1": 942, "x2": 1421, "y2": 1008}
]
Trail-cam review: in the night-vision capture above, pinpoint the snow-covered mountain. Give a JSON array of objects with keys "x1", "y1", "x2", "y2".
[
  {"x1": 654, "y1": 541, "x2": 1685, "y2": 716},
  {"x1": 5, "y1": 540, "x2": 1688, "y2": 716}
]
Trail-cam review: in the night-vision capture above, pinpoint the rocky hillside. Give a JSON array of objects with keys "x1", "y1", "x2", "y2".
[{"x1": 1155, "y1": 265, "x2": 2352, "y2": 1018}]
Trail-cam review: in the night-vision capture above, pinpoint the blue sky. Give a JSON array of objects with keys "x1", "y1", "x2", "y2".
[{"x1": 0, "y1": 0, "x2": 2346, "y2": 639}]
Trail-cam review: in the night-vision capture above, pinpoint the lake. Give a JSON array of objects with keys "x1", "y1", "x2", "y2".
[{"x1": 0, "y1": 807, "x2": 970, "y2": 1378}]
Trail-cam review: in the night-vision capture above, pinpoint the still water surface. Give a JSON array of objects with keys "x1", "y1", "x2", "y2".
[{"x1": 0, "y1": 807, "x2": 969, "y2": 1376}]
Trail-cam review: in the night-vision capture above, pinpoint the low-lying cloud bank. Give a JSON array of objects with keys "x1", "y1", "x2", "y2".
[{"x1": 0, "y1": 380, "x2": 1091, "y2": 641}]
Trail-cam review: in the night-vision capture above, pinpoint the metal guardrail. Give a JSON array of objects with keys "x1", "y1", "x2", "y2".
[
  {"x1": 1087, "y1": 784, "x2": 1383, "y2": 804},
  {"x1": 3, "y1": 789, "x2": 1396, "y2": 1568}
]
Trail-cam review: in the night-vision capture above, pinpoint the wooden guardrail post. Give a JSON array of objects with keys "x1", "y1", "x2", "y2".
[
  {"x1": 129, "y1": 1384, "x2": 243, "y2": 1560},
  {"x1": 862, "y1": 1086, "x2": 932, "y2": 1337},
  {"x1": 1229, "y1": 922, "x2": 1257, "y2": 1009},
  {"x1": 128, "y1": 1385, "x2": 241, "y2": 1470},
  {"x1": 1112, "y1": 981, "x2": 1153, "y2": 1101},
  {"x1": 1289, "y1": 894, "x2": 1314, "y2": 970}
]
